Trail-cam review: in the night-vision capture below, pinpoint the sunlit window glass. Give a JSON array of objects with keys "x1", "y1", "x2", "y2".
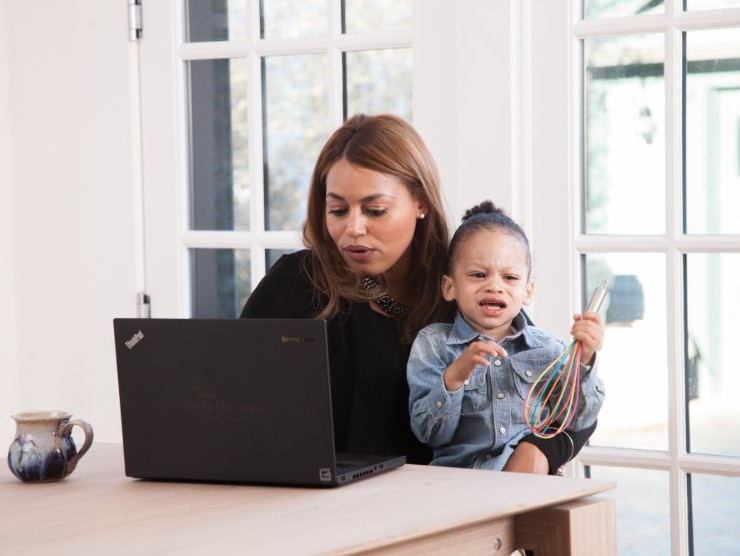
[
  {"x1": 585, "y1": 253, "x2": 668, "y2": 451},
  {"x1": 263, "y1": 54, "x2": 329, "y2": 231},
  {"x1": 191, "y1": 249, "x2": 251, "y2": 318},
  {"x1": 689, "y1": 474, "x2": 740, "y2": 553},
  {"x1": 584, "y1": 34, "x2": 665, "y2": 234},
  {"x1": 587, "y1": 466, "x2": 670, "y2": 555},
  {"x1": 345, "y1": 48, "x2": 412, "y2": 121},
  {"x1": 686, "y1": 0, "x2": 740, "y2": 9},
  {"x1": 685, "y1": 254, "x2": 740, "y2": 457},
  {"x1": 186, "y1": 0, "x2": 247, "y2": 42},
  {"x1": 344, "y1": 0, "x2": 411, "y2": 34},
  {"x1": 684, "y1": 28, "x2": 740, "y2": 234},
  {"x1": 188, "y1": 58, "x2": 249, "y2": 231},
  {"x1": 260, "y1": 0, "x2": 326, "y2": 39},
  {"x1": 583, "y1": 0, "x2": 663, "y2": 19}
]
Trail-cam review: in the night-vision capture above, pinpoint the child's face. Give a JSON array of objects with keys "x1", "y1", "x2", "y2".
[{"x1": 442, "y1": 228, "x2": 534, "y2": 340}]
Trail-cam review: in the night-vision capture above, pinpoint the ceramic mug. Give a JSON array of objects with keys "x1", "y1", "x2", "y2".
[{"x1": 7, "y1": 410, "x2": 94, "y2": 482}]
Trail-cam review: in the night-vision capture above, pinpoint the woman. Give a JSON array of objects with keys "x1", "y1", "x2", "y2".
[{"x1": 241, "y1": 113, "x2": 594, "y2": 471}]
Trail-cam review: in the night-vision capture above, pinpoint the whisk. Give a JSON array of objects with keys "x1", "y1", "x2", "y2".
[{"x1": 523, "y1": 281, "x2": 608, "y2": 439}]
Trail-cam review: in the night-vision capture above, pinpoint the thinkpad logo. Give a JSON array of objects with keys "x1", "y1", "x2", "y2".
[{"x1": 124, "y1": 330, "x2": 144, "y2": 350}]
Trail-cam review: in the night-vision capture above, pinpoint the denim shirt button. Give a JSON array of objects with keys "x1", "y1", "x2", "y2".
[
  {"x1": 435, "y1": 400, "x2": 443, "y2": 409},
  {"x1": 493, "y1": 359, "x2": 502, "y2": 367},
  {"x1": 464, "y1": 379, "x2": 470, "y2": 386},
  {"x1": 525, "y1": 370, "x2": 533, "y2": 377},
  {"x1": 496, "y1": 393, "x2": 505, "y2": 399},
  {"x1": 499, "y1": 426, "x2": 506, "y2": 435}
]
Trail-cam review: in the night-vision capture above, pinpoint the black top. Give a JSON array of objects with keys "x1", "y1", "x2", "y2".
[{"x1": 240, "y1": 250, "x2": 595, "y2": 471}]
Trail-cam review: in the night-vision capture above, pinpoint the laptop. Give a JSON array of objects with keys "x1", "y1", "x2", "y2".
[{"x1": 113, "y1": 318, "x2": 405, "y2": 487}]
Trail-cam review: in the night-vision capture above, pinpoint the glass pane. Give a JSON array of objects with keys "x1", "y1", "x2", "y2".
[
  {"x1": 690, "y1": 474, "x2": 740, "y2": 553},
  {"x1": 188, "y1": 58, "x2": 250, "y2": 231},
  {"x1": 260, "y1": 0, "x2": 326, "y2": 39},
  {"x1": 263, "y1": 54, "x2": 329, "y2": 231},
  {"x1": 586, "y1": 253, "x2": 668, "y2": 450},
  {"x1": 584, "y1": 34, "x2": 665, "y2": 234},
  {"x1": 584, "y1": 0, "x2": 663, "y2": 19},
  {"x1": 345, "y1": 48, "x2": 413, "y2": 121},
  {"x1": 687, "y1": 0, "x2": 740, "y2": 9},
  {"x1": 191, "y1": 249, "x2": 251, "y2": 318},
  {"x1": 266, "y1": 248, "x2": 299, "y2": 270},
  {"x1": 587, "y1": 466, "x2": 670, "y2": 555},
  {"x1": 186, "y1": 0, "x2": 247, "y2": 43},
  {"x1": 686, "y1": 254, "x2": 740, "y2": 457},
  {"x1": 685, "y1": 28, "x2": 740, "y2": 234},
  {"x1": 344, "y1": 0, "x2": 412, "y2": 34}
]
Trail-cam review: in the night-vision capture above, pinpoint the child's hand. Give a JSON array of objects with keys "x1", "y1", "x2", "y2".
[
  {"x1": 570, "y1": 312, "x2": 604, "y2": 365},
  {"x1": 443, "y1": 340, "x2": 507, "y2": 392}
]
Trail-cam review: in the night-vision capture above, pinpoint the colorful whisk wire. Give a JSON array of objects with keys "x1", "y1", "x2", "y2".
[{"x1": 523, "y1": 281, "x2": 608, "y2": 439}]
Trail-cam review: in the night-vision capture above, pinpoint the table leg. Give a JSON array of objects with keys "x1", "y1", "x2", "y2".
[{"x1": 514, "y1": 497, "x2": 616, "y2": 556}]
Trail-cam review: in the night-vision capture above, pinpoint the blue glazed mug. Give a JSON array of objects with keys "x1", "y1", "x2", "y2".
[{"x1": 7, "y1": 411, "x2": 94, "y2": 482}]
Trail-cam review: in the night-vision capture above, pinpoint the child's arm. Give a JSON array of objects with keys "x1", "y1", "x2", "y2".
[
  {"x1": 443, "y1": 340, "x2": 507, "y2": 391},
  {"x1": 570, "y1": 311, "x2": 604, "y2": 365},
  {"x1": 407, "y1": 332, "x2": 504, "y2": 447}
]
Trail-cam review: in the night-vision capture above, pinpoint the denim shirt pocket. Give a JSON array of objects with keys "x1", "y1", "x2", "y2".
[
  {"x1": 508, "y1": 358, "x2": 543, "y2": 401},
  {"x1": 460, "y1": 366, "x2": 490, "y2": 415}
]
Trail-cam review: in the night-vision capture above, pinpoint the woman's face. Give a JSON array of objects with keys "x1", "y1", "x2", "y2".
[{"x1": 325, "y1": 158, "x2": 426, "y2": 280}]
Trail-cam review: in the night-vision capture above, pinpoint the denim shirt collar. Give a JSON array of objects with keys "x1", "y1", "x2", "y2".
[{"x1": 447, "y1": 310, "x2": 545, "y2": 349}]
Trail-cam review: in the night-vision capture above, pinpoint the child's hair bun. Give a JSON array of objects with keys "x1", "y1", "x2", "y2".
[{"x1": 461, "y1": 200, "x2": 506, "y2": 222}]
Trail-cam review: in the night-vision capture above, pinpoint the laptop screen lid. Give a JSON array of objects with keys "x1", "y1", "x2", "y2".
[{"x1": 113, "y1": 318, "x2": 404, "y2": 487}]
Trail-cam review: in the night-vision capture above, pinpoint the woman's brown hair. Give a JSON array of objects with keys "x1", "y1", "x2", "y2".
[{"x1": 301, "y1": 113, "x2": 451, "y2": 342}]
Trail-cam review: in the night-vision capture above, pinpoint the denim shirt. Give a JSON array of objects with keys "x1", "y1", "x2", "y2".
[{"x1": 407, "y1": 311, "x2": 605, "y2": 470}]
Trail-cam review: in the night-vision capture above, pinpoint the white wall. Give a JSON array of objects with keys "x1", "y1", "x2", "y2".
[
  {"x1": 0, "y1": 1, "x2": 139, "y2": 445},
  {"x1": 414, "y1": 0, "x2": 516, "y2": 229},
  {"x1": 0, "y1": 1, "x2": 21, "y2": 448}
]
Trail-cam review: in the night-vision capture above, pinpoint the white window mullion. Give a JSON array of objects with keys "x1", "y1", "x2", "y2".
[
  {"x1": 175, "y1": 0, "x2": 193, "y2": 316},
  {"x1": 327, "y1": 0, "x2": 344, "y2": 127},
  {"x1": 248, "y1": 0, "x2": 266, "y2": 283},
  {"x1": 665, "y1": 8, "x2": 690, "y2": 553}
]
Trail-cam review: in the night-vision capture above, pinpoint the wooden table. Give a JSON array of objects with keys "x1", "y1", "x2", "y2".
[{"x1": 0, "y1": 443, "x2": 615, "y2": 555}]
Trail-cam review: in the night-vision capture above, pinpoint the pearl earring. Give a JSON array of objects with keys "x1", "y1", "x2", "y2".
[{"x1": 418, "y1": 213, "x2": 426, "y2": 220}]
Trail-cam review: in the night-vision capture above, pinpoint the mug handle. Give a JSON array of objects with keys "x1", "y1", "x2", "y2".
[{"x1": 59, "y1": 419, "x2": 94, "y2": 464}]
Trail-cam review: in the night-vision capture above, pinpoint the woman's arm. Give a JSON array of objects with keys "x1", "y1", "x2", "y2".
[{"x1": 508, "y1": 421, "x2": 598, "y2": 475}]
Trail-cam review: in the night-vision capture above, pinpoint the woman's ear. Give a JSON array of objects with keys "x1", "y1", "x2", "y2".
[
  {"x1": 416, "y1": 196, "x2": 429, "y2": 220},
  {"x1": 441, "y1": 274, "x2": 456, "y2": 302}
]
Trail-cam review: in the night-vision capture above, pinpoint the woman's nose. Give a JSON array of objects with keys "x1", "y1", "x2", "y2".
[{"x1": 346, "y1": 211, "x2": 367, "y2": 237}]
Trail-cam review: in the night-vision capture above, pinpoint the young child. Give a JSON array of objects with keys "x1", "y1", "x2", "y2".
[{"x1": 407, "y1": 201, "x2": 605, "y2": 472}]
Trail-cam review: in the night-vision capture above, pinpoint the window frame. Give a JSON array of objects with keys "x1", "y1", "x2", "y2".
[{"x1": 566, "y1": 2, "x2": 740, "y2": 554}]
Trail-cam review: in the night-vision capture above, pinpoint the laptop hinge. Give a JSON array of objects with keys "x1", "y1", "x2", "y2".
[{"x1": 128, "y1": 0, "x2": 142, "y2": 41}]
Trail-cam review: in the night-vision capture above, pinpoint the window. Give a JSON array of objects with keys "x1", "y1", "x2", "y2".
[
  {"x1": 183, "y1": 0, "x2": 412, "y2": 317},
  {"x1": 573, "y1": 1, "x2": 740, "y2": 553},
  {"x1": 140, "y1": 0, "x2": 412, "y2": 318}
]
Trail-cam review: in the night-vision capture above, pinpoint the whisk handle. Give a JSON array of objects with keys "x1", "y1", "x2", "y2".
[{"x1": 585, "y1": 281, "x2": 608, "y2": 313}]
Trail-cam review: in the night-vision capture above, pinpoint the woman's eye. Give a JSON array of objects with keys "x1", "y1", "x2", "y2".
[
  {"x1": 327, "y1": 208, "x2": 348, "y2": 217},
  {"x1": 366, "y1": 208, "x2": 388, "y2": 217}
]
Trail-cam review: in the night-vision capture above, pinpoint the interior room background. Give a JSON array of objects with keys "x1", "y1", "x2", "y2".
[{"x1": 1, "y1": 1, "x2": 739, "y2": 554}]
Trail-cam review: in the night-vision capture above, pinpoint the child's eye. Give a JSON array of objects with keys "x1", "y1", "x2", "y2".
[
  {"x1": 470, "y1": 272, "x2": 486, "y2": 279},
  {"x1": 504, "y1": 275, "x2": 520, "y2": 281}
]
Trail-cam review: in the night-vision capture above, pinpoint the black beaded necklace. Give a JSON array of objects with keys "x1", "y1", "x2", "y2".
[{"x1": 361, "y1": 276, "x2": 410, "y2": 320}]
